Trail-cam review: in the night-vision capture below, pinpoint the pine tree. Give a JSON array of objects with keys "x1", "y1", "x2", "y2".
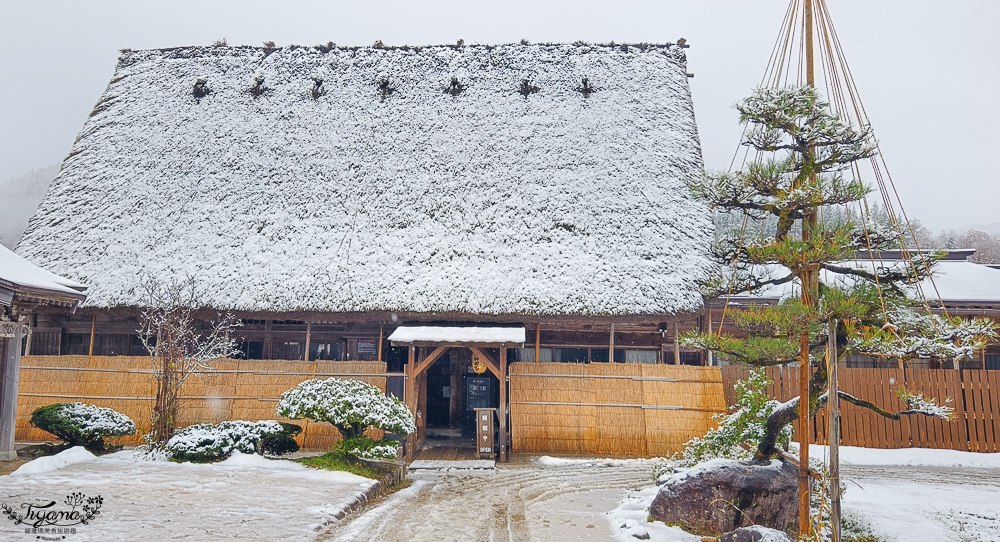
[{"x1": 684, "y1": 86, "x2": 997, "y2": 460}]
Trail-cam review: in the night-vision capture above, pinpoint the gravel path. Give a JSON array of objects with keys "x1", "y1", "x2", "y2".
[{"x1": 319, "y1": 458, "x2": 657, "y2": 542}]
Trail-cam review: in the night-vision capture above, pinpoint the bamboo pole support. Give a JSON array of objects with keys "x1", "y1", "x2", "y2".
[
  {"x1": 829, "y1": 318, "x2": 841, "y2": 542},
  {"x1": 800, "y1": 1, "x2": 817, "y2": 535}
]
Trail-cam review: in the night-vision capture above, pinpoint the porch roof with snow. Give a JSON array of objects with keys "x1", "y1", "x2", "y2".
[
  {"x1": 388, "y1": 326, "x2": 526, "y2": 347},
  {"x1": 17, "y1": 43, "x2": 712, "y2": 317},
  {"x1": 0, "y1": 244, "x2": 87, "y2": 308}
]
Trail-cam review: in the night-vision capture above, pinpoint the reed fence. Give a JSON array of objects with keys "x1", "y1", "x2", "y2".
[
  {"x1": 15, "y1": 355, "x2": 387, "y2": 450},
  {"x1": 509, "y1": 362, "x2": 727, "y2": 456},
  {"x1": 720, "y1": 366, "x2": 1000, "y2": 452}
]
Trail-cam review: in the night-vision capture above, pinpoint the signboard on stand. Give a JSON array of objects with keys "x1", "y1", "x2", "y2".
[{"x1": 475, "y1": 408, "x2": 496, "y2": 459}]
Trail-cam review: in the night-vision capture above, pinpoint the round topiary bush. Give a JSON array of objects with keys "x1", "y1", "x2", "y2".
[
  {"x1": 275, "y1": 378, "x2": 415, "y2": 456},
  {"x1": 30, "y1": 402, "x2": 137, "y2": 452},
  {"x1": 165, "y1": 420, "x2": 285, "y2": 462}
]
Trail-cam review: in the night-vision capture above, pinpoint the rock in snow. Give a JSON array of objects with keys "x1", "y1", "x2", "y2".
[
  {"x1": 648, "y1": 458, "x2": 799, "y2": 536},
  {"x1": 719, "y1": 525, "x2": 794, "y2": 542}
]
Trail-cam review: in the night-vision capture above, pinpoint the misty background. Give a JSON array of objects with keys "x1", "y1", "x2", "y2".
[{"x1": 2, "y1": 1, "x2": 998, "y2": 250}]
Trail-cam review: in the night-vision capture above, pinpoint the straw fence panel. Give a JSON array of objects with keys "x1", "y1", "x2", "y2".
[
  {"x1": 510, "y1": 362, "x2": 726, "y2": 456},
  {"x1": 719, "y1": 365, "x2": 1000, "y2": 452},
  {"x1": 16, "y1": 355, "x2": 386, "y2": 450}
]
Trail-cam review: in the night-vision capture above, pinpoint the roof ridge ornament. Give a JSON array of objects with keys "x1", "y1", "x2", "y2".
[
  {"x1": 192, "y1": 78, "x2": 210, "y2": 101},
  {"x1": 518, "y1": 79, "x2": 539, "y2": 98},
  {"x1": 445, "y1": 76, "x2": 466, "y2": 97}
]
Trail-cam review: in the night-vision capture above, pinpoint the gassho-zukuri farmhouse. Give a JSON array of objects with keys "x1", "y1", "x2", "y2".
[{"x1": 11, "y1": 42, "x2": 1000, "y2": 460}]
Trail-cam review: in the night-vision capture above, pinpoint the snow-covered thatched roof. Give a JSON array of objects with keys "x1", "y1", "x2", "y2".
[{"x1": 17, "y1": 43, "x2": 712, "y2": 316}]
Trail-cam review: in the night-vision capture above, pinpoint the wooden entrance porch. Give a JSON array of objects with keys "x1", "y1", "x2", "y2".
[{"x1": 388, "y1": 326, "x2": 526, "y2": 463}]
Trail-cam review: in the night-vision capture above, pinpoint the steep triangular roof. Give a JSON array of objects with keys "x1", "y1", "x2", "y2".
[{"x1": 18, "y1": 43, "x2": 712, "y2": 316}]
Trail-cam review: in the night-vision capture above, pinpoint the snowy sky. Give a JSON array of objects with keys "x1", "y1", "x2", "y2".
[{"x1": 1, "y1": 0, "x2": 997, "y2": 231}]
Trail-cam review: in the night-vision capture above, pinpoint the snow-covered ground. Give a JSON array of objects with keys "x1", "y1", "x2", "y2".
[
  {"x1": 611, "y1": 446, "x2": 1000, "y2": 542},
  {"x1": 0, "y1": 447, "x2": 376, "y2": 541},
  {"x1": 2, "y1": 446, "x2": 997, "y2": 541}
]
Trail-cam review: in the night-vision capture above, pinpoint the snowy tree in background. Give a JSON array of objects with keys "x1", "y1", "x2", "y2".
[
  {"x1": 138, "y1": 276, "x2": 241, "y2": 446},
  {"x1": 684, "y1": 85, "x2": 997, "y2": 460}
]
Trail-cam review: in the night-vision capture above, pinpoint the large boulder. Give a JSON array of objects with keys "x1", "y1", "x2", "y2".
[{"x1": 649, "y1": 458, "x2": 799, "y2": 536}]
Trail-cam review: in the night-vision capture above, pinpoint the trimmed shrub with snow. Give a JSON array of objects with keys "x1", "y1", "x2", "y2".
[
  {"x1": 166, "y1": 420, "x2": 288, "y2": 462},
  {"x1": 276, "y1": 378, "x2": 416, "y2": 441},
  {"x1": 333, "y1": 435, "x2": 401, "y2": 460},
  {"x1": 682, "y1": 369, "x2": 791, "y2": 465},
  {"x1": 30, "y1": 402, "x2": 137, "y2": 452}
]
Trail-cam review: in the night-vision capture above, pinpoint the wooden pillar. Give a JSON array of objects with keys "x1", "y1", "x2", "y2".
[
  {"x1": 0, "y1": 319, "x2": 26, "y2": 460},
  {"x1": 405, "y1": 346, "x2": 416, "y2": 463},
  {"x1": 673, "y1": 323, "x2": 681, "y2": 365},
  {"x1": 87, "y1": 313, "x2": 96, "y2": 360},
  {"x1": 609, "y1": 324, "x2": 615, "y2": 363},
  {"x1": 23, "y1": 327, "x2": 32, "y2": 358},
  {"x1": 535, "y1": 324, "x2": 540, "y2": 363},
  {"x1": 303, "y1": 321, "x2": 312, "y2": 361},
  {"x1": 377, "y1": 325, "x2": 384, "y2": 362},
  {"x1": 499, "y1": 346, "x2": 508, "y2": 462},
  {"x1": 706, "y1": 310, "x2": 714, "y2": 366}
]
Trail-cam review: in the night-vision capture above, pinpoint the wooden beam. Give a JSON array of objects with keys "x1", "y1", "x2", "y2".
[
  {"x1": 377, "y1": 325, "x2": 383, "y2": 362},
  {"x1": 413, "y1": 346, "x2": 450, "y2": 377}
]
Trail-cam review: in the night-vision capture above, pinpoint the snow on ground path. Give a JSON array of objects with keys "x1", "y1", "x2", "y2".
[
  {"x1": 0, "y1": 450, "x2": 376, "y2": 541},
  {"x1": 840, "y1": 464, "x2": 1000, "y2": 542},
  {"x1": 320, "y1": 457, "x2": 657, "y2": 542}
]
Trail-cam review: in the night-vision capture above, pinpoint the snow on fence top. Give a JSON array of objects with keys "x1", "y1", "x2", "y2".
[
  {"x1": 17, "y1": 43, "x2": 713, "y2": 316},
  {"x1": 388, "y1": 326, "x2": 526, "y2": 345}
]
